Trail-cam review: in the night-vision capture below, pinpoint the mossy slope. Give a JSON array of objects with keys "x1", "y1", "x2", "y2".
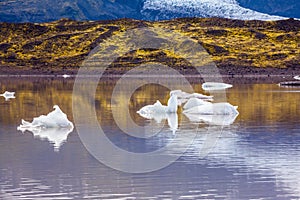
[{"x1": 0, "y1": 18, "x2": 299, "y2": 74}]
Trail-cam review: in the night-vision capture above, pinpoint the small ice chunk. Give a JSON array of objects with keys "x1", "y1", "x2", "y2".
[
  {"x1": 202, "y1": 82, "x2": 233, "y2": 91},
  {"x1": 18, "y1": 105, "x2": 73, "y2": 129},
  {"x1": 17, "y1": 105, "x2": 74, "y2": 151},
  {"x1": 0, "y1": 91, "x2": 15, "y2": 101}
]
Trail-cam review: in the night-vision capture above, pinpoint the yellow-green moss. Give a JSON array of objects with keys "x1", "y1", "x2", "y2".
[{"x1": 0, "y1": 18, "x2": 299, "y2": 70}]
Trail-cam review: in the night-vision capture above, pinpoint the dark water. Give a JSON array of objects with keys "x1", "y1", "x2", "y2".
[{"x1": 0, "y1": 77, "x2": 299, "y2": 199}]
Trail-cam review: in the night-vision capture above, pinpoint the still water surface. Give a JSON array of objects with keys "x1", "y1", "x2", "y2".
[{"x1": 0, "y1": 77, "x2": 299, "y2": 199}]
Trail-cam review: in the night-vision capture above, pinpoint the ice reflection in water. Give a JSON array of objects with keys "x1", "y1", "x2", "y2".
[{"x1": 18, "y1": 127, "x2": 73, "y2": 151}]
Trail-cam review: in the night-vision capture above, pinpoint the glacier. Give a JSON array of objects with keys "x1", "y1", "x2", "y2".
[{"x1": 142, "y1": 0, "x2": 286, "y2": 20}]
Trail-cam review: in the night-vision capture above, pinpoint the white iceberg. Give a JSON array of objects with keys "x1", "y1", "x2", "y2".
[
  {"x1": 18, "y1": 105, "x2": 74, "y2": 129},
  {"x1": 17, "y1": 105, "x2": 74, "y2": 151},
  {"x1": 183, "y1": 97, "x2": 212, "y2": 110},
  {"x1": 170, "y1": 90, "x2": 213, "y2": 106},
  {"x1": 137, "y1": 94, "x2": 178, "y2": 115},
  {"x1": 293, "y1": 75, "x2": 300, "y2": 80},
  {"x1": 184, "y1": 112, "x2": 239, "y2": 126},
  {"x1": 183, "y1": 102, "x2": 239, "y2": 115},
  {"x1": 137, "y1": 95, "x2": 179, "y2": 134},
  {"x1": 170, "y1": 90, "x2": 213, "y2": 100},
  {"x1": 202, "y1": 82, "x2": 233, "y2": 91},
  {"x1": 0, "y1": 91, "x2": 15, "y2": 101},
  {"x1": 62, "y1": 74, "x2": 71, "y2": 78}
]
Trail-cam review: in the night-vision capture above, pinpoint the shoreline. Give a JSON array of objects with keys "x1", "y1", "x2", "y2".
[
  {"x1": 0, "y1": 64, "x2": 299, "y2": 84},
  {"x1": 0, "y1": 72, "x2": 297, "y2": 84}
]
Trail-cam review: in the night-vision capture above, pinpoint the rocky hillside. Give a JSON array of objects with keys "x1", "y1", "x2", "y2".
[
  {"x1": 0, "y1": 18, "x2": 299, "y2": 75},
  {"x1": 0, "y1": 0, "x2": 142, "y2": 22}
]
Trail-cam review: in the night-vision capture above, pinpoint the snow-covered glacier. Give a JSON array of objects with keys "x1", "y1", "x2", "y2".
[{"x1": 142, "y1": 0, "x2": 286, "y2": 20}]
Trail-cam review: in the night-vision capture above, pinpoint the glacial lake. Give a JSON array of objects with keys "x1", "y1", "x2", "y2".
[{"x1": 0, "y1": 77, "x2": 300, "y2": 199}]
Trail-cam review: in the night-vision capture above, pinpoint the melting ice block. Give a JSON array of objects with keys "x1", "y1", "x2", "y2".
[
  {"x1": 170, "y1": 89, "x2": 213, "y2": 100},
  {"x1": 183, "y1": 102, "x2": 238, "y2": 115},
  {"x1": 18, "y1": 105, "x2": 73, "y2": 129},
  {"x1": 183, "y1": 97, "x2": 212, "y2": 110},
  {"x1": 17, "y1": 105, "x2": 74, "y2": 151}
]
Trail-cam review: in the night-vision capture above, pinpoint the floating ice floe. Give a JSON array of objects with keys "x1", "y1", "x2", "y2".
[
  {"x1": 18, "y1": 105, "x2": 73, "y2": 128},
  {"x1": 293, "y1": 75, "x2": 300, "y2": 80},
  {"x1": 183, "y1": 102, "x2": 239, "y2": 115},
  {"x1": 183, "y1": 97, "x2": 212, "y2": 110},
  {"x1": 170, "y1": 89, "x2": 213, "y2": 105},
  {"x1": 17, "y1": 105, "x2": 74, "y2": 151},
  {"x1": 170, "y1": 90, "x2": 213, "y2": 100},
  {"x1": 184, "y1": 112, "x2": 239, "y2": 126},
  {"x1": 62, "y1": 74, "x2": 71, "y2": 78},
  {"x1": 183, "y1": 102, "x2": 239, "y2": 125},
  {"x1": 202, "y1": 82, "x2": 233, "y2": 91},
  {"x1": 0, "y1": 91, "x2": 15, "y2": 101},
  {"x1": 138, "y1": 89, "x2": 239, "y2": 129},
  {"x1": 137, "y1": 94, "x2": 178, "y2": 115},
  {"x1": 137, "y1": 95, "x2": 179, "y2": 134}
]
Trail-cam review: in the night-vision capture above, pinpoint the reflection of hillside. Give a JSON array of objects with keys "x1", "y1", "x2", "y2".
[
  {"x1": 227, "y1": 84, "x2": 300, "y2": 123},
  {"x1": 0, "y1": 78, "x2": 75, "y2": 125},
  {"x1": 0, "y1": 78, "x2": 299, "y2": 126}
]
